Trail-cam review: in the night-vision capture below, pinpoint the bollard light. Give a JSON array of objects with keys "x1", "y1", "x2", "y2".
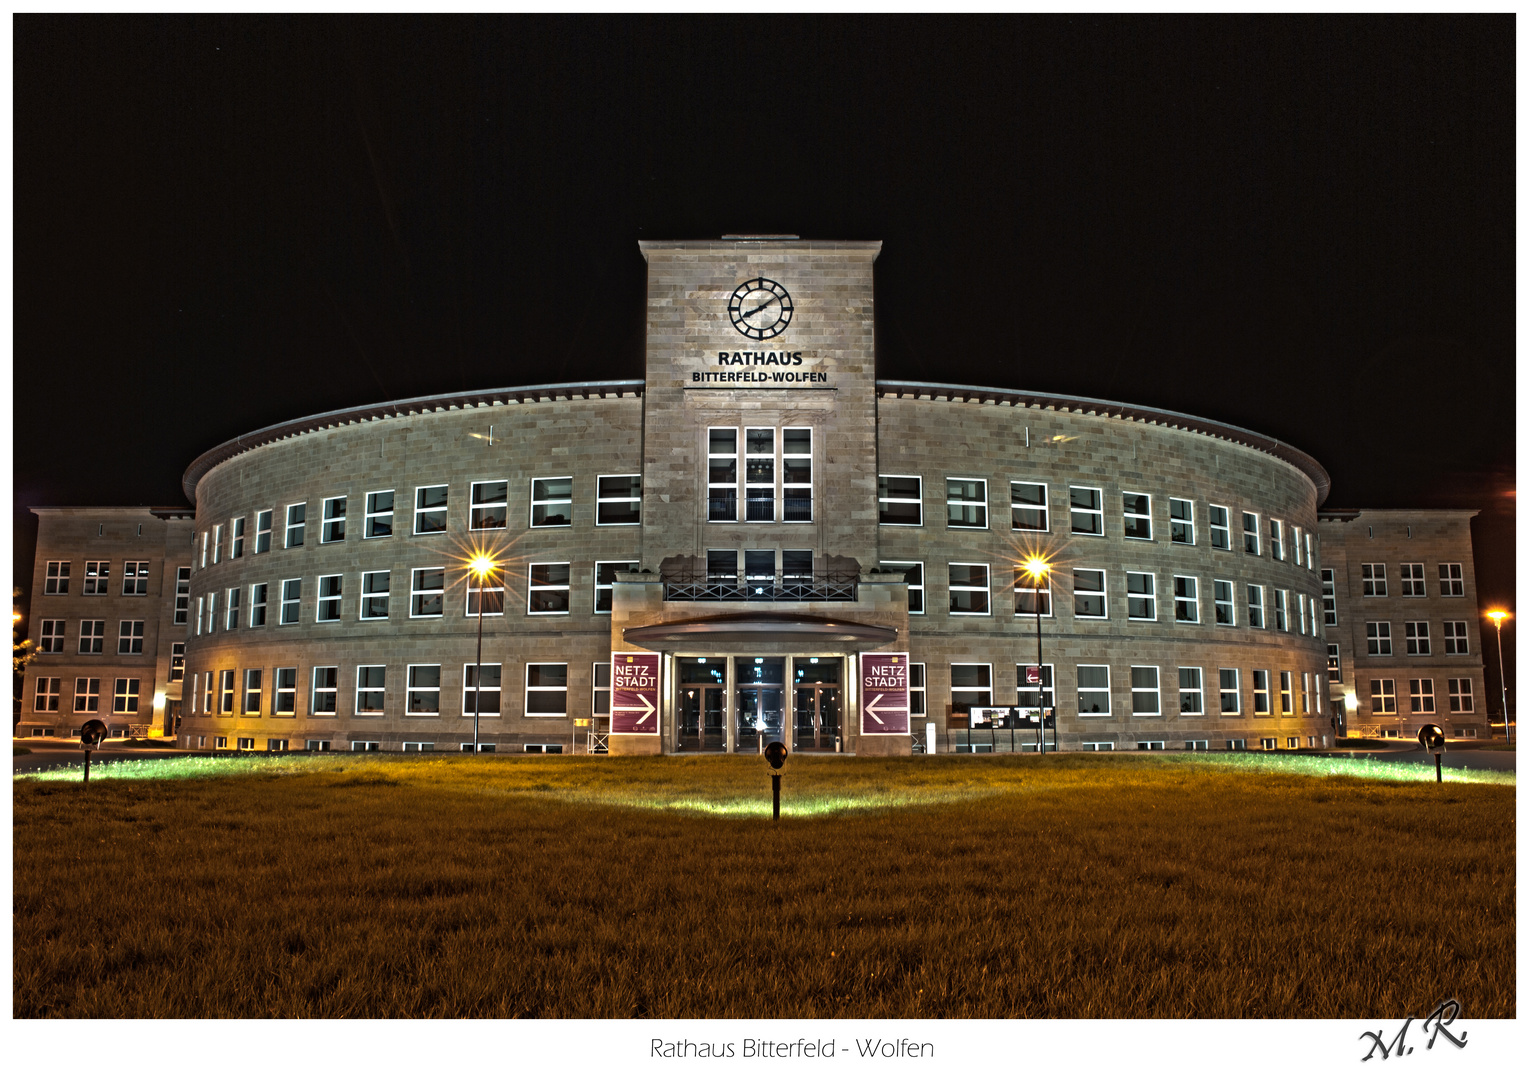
[
  {"x1": 1417, "y1": 723, "x2": 1446, "y2": 783},
  {"x1": 764, "y1": 740, "x2": 788, "y2": 820}
]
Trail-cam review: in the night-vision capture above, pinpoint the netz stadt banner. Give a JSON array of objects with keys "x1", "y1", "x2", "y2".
[
  {"x1": 859, "y1": 652, "x2": 910, "y2": 736},
  {"x1": 610, "y1": 652, "x2": 660, "y2": 735}
]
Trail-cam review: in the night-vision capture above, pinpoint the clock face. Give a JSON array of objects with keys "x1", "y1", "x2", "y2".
[{"x1": 727, "y1": 277, "x2": 794, "y2": 340}]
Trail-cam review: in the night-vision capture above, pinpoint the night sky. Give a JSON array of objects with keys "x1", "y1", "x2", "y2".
[{"x1": 11, "y1": 16, "x2": 1516, "y2": 692}]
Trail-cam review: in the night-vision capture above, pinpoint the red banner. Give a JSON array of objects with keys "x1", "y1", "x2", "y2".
[
  {"x1": 610, "y1": 652, "x2": 660, "y2": 735},
  {"x1": 860, "y1": 652, "x2": 910, "y2": 736}
]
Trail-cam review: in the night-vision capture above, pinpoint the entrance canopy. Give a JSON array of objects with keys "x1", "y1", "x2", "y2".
[{"x1": 622, "y1": 612, "x2": 897, "y2": 647}]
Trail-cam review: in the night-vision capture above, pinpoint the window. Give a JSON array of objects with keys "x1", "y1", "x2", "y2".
[
  {"x1": 311, "y1": 667, "x2": 339, "y2": 715},
  {"x1": 226, "y1": 587, "x2": 241, "y2": 631},
  {"x1": 1279, "y1": 671, "x2": 1293, "y2": 715},
  {"x1": 1131, "y1": 666, "x2": 1160, "y2": 715},
  {"x1": 1219, "y1": 669, "x2": 1241, "y2": 714},
  {"x1": 594, "y1": 561, "x2": 639, "y2": 615},
  {"x1": 268, "y1": 739, "x2": 290, "y2": 752},
  {"x1": 1073, "y1": 569, "x2": 1107, "y2": 619},
  {"x1": 592, "y1": 662, "x2": 611, "y2": 717},
  {"x1": 1178, "y1": 667, "x2": 1203, "y2": 715},
  {"x1": 122, "y1": 560, "x2": 150, "y2": 595},
  {"x1": 707, "y1": 428, "x2": 738, "y2": 521},
  {"x1": 878, "y1": 475, "x2": 923, "y2": 526},
  {"x1": 249, "y1": 582, "x2": 268, "y2": 627},
  {"x1": 782, "y1": 428, "x2": 813, "y2": 522},
  {"x1": 205, "y1": 592, "x2": 216, "y2": 634},
  {"x1": 1269, "y1": 519, "x2": 1283, "y2": 560},
  {"x1": 1321, "y1": 569, "x2": 1337, "y2": 625},
  {"x1": 201, "y1": 672, "x2": 213, "y2": 715},
  {"x1": 1247, "y1": 584, "x2": 1265, "y2": 629},
  {"x1": 744, "y1": 550, "x2": 776, "y2": 594},
  {"x1": 274, "y1": 668, "x2": 297, "y2": 716},
  {"x1": 38, "y1": 619, "x2": 64, "y2": 653},
  {"x1": 350, "y1": 741, "x2": 380, "y2": 752},
  {"x1": 1405, "y1": 622, "x2": 1430, "y2": 656},
  {"x1": 526, "y1": 663, "x2": 569, "y2": 716},
  {"x1": 360, "y1": 572, "x2": 391, "y2": 620},
  {"x1": 1291, "y1": 526, "x2": 1303, "y2": 565},
  {"x1": 1370, "y1": 678, "x2": 1397, "y2": 715},
  {"x1": 1013, "y1": 566, "x2": 1052, "y2": 617},
  {"x1": 1015, "y1": 663, "x2": 1055, "y2": 710},
  {"x1": 467, "y1": 567, "x2": 507, "y2": 617},
  {"x1": 1327, "y1": 643, "x2": 1341, "y2": 679},
  {"x1": 1169, "y1": 498, "x2": 1194, "y2": 545},
  {"x1": 1077, "y1": 665, "x2": 1111, "y2": 715},
  {"x1": 1273, "y1": 589, "x2": 1289, "y2": 631},
  {"x1": 174, "y1": 567, "x2": 191, "y2": 624},
  {"x1": 1444, "y1": 621, "x2": 1468, "y2": 656},
  {"x1": 1252, "y1": 670, "x2": 1271, "y2": 715},
  {"x1": 1366, "y1": 621, "x2": 1392, "y2": 656},
  {"x1": 243, "y1": 669, "x2": 263, "y2": 715},
  {"x1": 255, "y1": 509, "x2": 272, "y2": 553},
  {"x1": 280, "y1": 579, "x2": 302, "y2": 624},
  {"x1": 470, "y1": 481, "x2": 509, "y2": 530},
  {"x1": 1122, "y1": 492, "x2": 1152, "y2": 540},
  {"x1": 1448, "y1": 678, "x2": 1474, "y2": 712},
  {"x1": 950, "y1": 664, "x2": 993, "y2": 707},
  {"x1": 528, "y1": 563, "x2": 571, "y2": 614},
  {"x1": 84, "y1": 560, "x2": 110, "y2": 595},
  {"x1": 463, "y1": 663, "x2": 502, "y2": 716},
  {"x1": 596, "y1": 475, "x2": 642, "y2": 526},
  {"x1": 1400, "y1": 562, "x2": 1425, "y2": 597},
  {"x1": 321, "y1": 497, "x2": 347, "y2": 543},
  {"x1": 113, "y1": 678, "x2": 141, "y2": 715},
  {"x1": 410, "y1": 568, "x2": 444, "y2": 618},
  {"x1": 1439, "y1": 563, "x2": 1464, "y2": 596},
  {"x1": 881, "y1": 562, "x2": 925, "y2": 615},
  {"x1": 364, "y1": 490, "x2": 395, "y2": 538},
  {"x1": 34, "y1": 677, "x2": 60, "y2": 712},
  {"x1": 79, "y1": 620, "x2": 104, "y2": 654},
  {"x1": 44, "y1": 561, "x2": 70, "y2": 594},
  {"x1": 317, "y1": 575, "x2": 343, "y2": 622},
  {"x1": 230, "y1": 517, "x2": 245, "y2": 559},
  {"x1": 1173, "y1": 576, "x2": 1198, "y2": 623},
  {"x1": 73, "y1": 677, "x2": 100, "y2": 713},
  {"x1": 745, "y1": 428, "x2": 775, "y2": 521},
  {"x1": 285, "y1": 503, "x2": 306, "y2": 547},
  {"x1": 118, "y1": 619, "x2": 145, "y2": 654},
  {"x1": 201, "y1": 532, "x2": 209, "y2": 568},
  {"x1": 1305, "y1": 531, "x2": 1314, "y2": 569},
  {"x1": 1126, "y1": 572, "x2": 1155, "y2": 620},
  {"x1": 218, "y1": 670, "x2": 235, "y2": 715},
  {"x1": 1213, "y1": 580, "x2": 1235, "y2": 626},
  {"x1": 1208, "y1": 505, "x2": 1230, "y2": 550},
  {"x1": 1301, "y1": 672, "x2": 1312, "y2": 716},
  {"x1": 948, "y1": 563, "x2": 990, "y2": 615},
  {"x1": 407, "y1": 665, "x2": 441, "y2": 716},
  {"x1": 1011, "y1": 482, "x2": 1047, "y2": 531},
  {"x1": 1408, "y1": 678, "x2": 1435, "y2": 714},
  {"x1": 1070, "y1": 486, "x2": 1103, "y2": 535},
  {"x1": 212, "y1": 526, "x2": 222, "y2": 563},
  {"x1": 1361, "y1": 563, "x2": 1387, "y2": 596},
  {"x1": 707, "y1": 550, "x2": 738, "y2": 584},
  {"x1": 531, "y1": 477, "x2": 573, "y2": 527},
  {"x1": 236, "y1": 737, "x2": 255, "y2": 751},
  {"x1": 1297, "y1": 594, "x2": 1308, "y2": 635},
  {"x1": 414, "y1": 485, "x2": 448, "y2": 534},
  {"x1": 946, "y1": 478, "x2": 987, "y2": 529},
  {"x1": 1242, "y1": 512, "x2": 1260, "y2": 555},
  {"x1": 910, "y1": 663, "x2": 926, "y2": 717},
  {"x1": 355, "y1": 666, "x2": 386, "y2": 714}
]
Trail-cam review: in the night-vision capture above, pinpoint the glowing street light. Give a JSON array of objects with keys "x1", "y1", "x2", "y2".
[
  {"x1": 1022, "y1": 556, "x2": 1052, "y2": 754},
  {"x1": 1485, "y1": 609, "x2": 1512, "y2": 744},
  {"x1": 468, "y1": 554, "x2": 499, "y2": 754}
]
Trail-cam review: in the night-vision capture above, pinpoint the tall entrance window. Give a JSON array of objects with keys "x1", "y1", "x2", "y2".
[
  {"x1": 734, "y1": 657, "x2": 785, "y2": 752},
  {"x1": 678, "y1": 659, "x2": 727, "y2": 752},
  {"x1": 793, "y1": 658, "x2": 841, "y2": 751}
]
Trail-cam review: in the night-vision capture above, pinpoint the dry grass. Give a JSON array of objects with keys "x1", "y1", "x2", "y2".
[{"x1": 13, "y1": 753, "x2": 1515, "y2": 1018}]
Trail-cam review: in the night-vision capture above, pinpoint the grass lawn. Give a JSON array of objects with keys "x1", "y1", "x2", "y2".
[{"x1": 13, "y1": 751, "x2": 1515, "y2": 1019}]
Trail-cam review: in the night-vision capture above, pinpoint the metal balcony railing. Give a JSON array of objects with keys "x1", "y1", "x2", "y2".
[{"x1": 662, "y1": 572, "x2": 859, "y2": 602}]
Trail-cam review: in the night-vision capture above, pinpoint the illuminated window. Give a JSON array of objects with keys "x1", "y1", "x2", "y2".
[
  {"x1": 1122, "y1": 492, "x2": 1152, "y2": 540},
  {"x1": 1011, "y1": 482, "x2": 1047, "y2": 532},
  {"x1": 878, "y1": 475, "x2": 923, "y2": 526},
  {"x1": 1070, "y1": 486, "x2": 1103, "y2": 536},
  {"x1": 365, "y1": 490, "x2": 394, "y2": 538},
  {"x1": 530, "y1": 477, "x2": 573, "y2": 528},
  {"x1": 946, "y1": 478, "x2": 988, "y2": 529},
  {"x1": 526, "y1": 663, "x2": 569, "y2": 717},
  {"x1": 596, "y1": 475, "x2": 642, "y2": 526},
  {"x1": 409, "y1": 568, "x2": 444, "y2": 618},
  {"x1": 84, "y1": 560, "x2": 110, "y2": 595},
  {"x1": 470, "y1": 481, "x2": 509, "y2": 530},
  {"x1": 528, "y1": 563, "x2": 571, "y2": 615},
  {"x1": 406, "y1": 665, "x2": 441, "y2": 716}
]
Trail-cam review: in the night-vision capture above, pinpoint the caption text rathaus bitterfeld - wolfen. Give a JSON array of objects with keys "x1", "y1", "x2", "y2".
[{"x1": 651, "y1": 1038, "x2": 932, "y2": 1059}]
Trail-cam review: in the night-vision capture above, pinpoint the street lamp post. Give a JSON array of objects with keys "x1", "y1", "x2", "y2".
[
  {"x1": 1486, "y1": 609, "x2": 1512, "y2": 744},
  {"x1": 1023, "y1": 557, "x2": 1051, "y2": 755},
  {"x1": 470, "y1": 556, "x2": 497, "y2": 754}
]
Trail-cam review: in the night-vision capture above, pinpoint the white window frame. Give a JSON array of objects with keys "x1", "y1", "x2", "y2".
[
  {"x1": 38, "y1": 619, "x2": 65, "y2": 654},
  {"x1": 1301, "y1": 672, "x2": 1313, "y2": 716},
  {"x1": 1010, "y1": 481, "x2": 1048, "y2": 532},
  {"x1": 1126, "y1": 571, "x2": 1156, "y2": 621},
  {"x1": 1073, "y1": 568, "x2": 1108, "y2": 619},
  {"x1": 1208, "y1": 505, "x2": 1231, "y2": 550},
  {"x1": 316, "y1": 575, "x2": 342, "y2": 622},
  {"x1": 1439, "y1": 563, "x2": 1464, "y2": 596},
  {"x1": 243, "y1": 668, "x2": 263, "y2": 716},
  {"x1": 1400, "y1": 562, "x2": 1425, "y2": 597},
  {"x1": 1273, "y1": 588, "x2": 1289, "y2": 631},
  {"x1": 364, "y1": 490, "x2": 395, "y2": 539},
  {"x1": 117, "y1": 619, "x2": 145, "y2": 654},
  {"x1": 34, "y1": 677, "x2": 60, "y2": 712},
  {"x1": 462, "y1": 663, "x2": 503, "y2": 717},
  {"x1": 525, "y1": 662, "x2": 569, "y2": 717},
  {"x1": 1076, "y1": 664, "x2": 1111, "y2": 716},
  {"x1": 1370, "y1": 678, "x2": 1397, "y2": 715},
  {"x1": 113, "y1": 677, "x2": 141, "y2": 715},
  {"x1": 75, "y1": 676, "x2": 101, "y2": 713},
  {"x1": 530, "y1": 476, "x2": 573, "y2": 528},
  {"x1": 280, "y1": 578, "x2": 301, "y2": 625},
  {"x1": 1070, "y1": 486, "x2": 1104, "y2": 536},
  {"x1": 1321, "y1": 568, "x2": 1337, "y2": 625},
  {"x1": 1213, "y1": 580, "x2": 1235, "y2": 626},
  {"x1": 1178, "y1": 667, "x2": 1204, "y2": 716},
  {"x1": 592, "y1": 662, "x2": 611, "y2": 717},
  {"x1": 1242, "y1": 511, "x2": 1260, "y2": 555},
  {"x1": 880, "y1": 561, "x2": 925, "y2": 615},
  {"x1": 410, "y1": 568, "x2": 445, "y2": 619},
  {"x1": 1279, "y1": 671, "x2": 1294, "y2": 715},
  {"x1": 1122, "y1": 492, "x2": 1152, "y2": 540},
  {"x1": 360, "y1": 571, "x2": 391, "y2": 621},
  {"x1": 1405, "y1": 621, "x2": 1431, "y2": 656},
  {"x1": 204, "y1": 593, "x2": 216, "y2": 634},
  {"x1": 909, "y1": 662, "x2": 926, "y2": 717},
  {"x1": 594, "y1": 561, "x2": 639, "y2": 615},
  {"x1": 595, "y1": 474, "x2": 642, "y2": 527},
  {"x1": 285, "y1": 503, "x2": 306, "y2": 548},
  {"x1": 744, "y1": 427, "x2": 776, "y2": 522},
  {"x1": 1327, "y1": 643, "x2": 1341, "y2": 679},
  {"x1": 355, "y1": 665, "x2": 386, "y2": 716},
  {"x1": 1443, "y1": 620, "x2": 1468, "y2": 656},
  {"x1": 1252, "y1": 669, "x2": 1272, "y2": 716},
  {"x1": 1297, "y1": 593, "x2": 1307, "y2": 635},
  {"x1": 1361, "y1": 563, "x2": 1387, "y2": 596},
  {"x1": 249, "y1": 582, "x2": 268, "y2": 627},
  {"x1": 255, "y1": 509, "x2": 272, "y2": 553},
  {"x1": 1367, "y1": 621, "x2": 1392, "y2": 656},
  {"x1": 79, "y1": 618, "x2": 105, "y2": 654},
  {"x1": 1173, "y1": 576, "x2": 1199, "y2": 624},
  {"x1": 274, "y1": 668, "x2": 297, "y2": 716},
  {"x1": 470, "y1": 480, "x2": 510, "y2": 531},
  {"x1": 225, "y1": 587, "x2": 240, "y2": 631},
  {"x1": 218, "y1": 669, "x2": 235, "y2": 715},
  {"x1": 1269, "y1": 519, "x2": 1284, "y2": 561},
  {"x1": 528, "y1": 562, "x2": 571, "y2": 615},
  {"x1": 1219, "y1": 668, "x2": 1241, "y2": 715},
  {"x1": 707, "y1": 427, "x2": 739, "y2": 523},
  {"x1": 1130, "y1": 666, "x2": 1161, "y2": 716},
  {"x1": 406, "y1": 664, "x2": 442, "y2": 717},
  {"x1": 321, "y1": 497, "x2": 347, "y2": 544},
  {"x1": 1409, "y1": 678, "x2": 1437, "y2": 714},
  {"x1": 414, "y1": 485, "x2": 449, "y2": 534},
  {"x1": 44, "y1": 560, "x2": 70, "y2": 594},
  {"x1": 230, "y1": 517, "x2": 245, "y2": 559},
  {"x1": 1304, "y1": 531, "x2": 1314, "y2": 569},
  {"x1": 949, "y1": 663, "x2": 993, "y2": 707},
  {"x1": 1169, "y1": 498, "x2": 1194, "y2": 545},
  {"x1": 781, "y1": 427, "x2": 813, "y2": 523},
  {"x1": 947, "y1": 562, "x2": 991, "y2": 616},
  {"x1": 1448, "y1": 678, "x2": 1474, "y2": 713},
  {"x1": 466, "y1": 569, "x2": 506, "y2": 617},
  {"x1": 877, "y1": 475, "x2": 923, "y2": 527},
  {"x1": 84, "y1": 560, "x2": 111, "y2": 594},
  {"x1": 122, "y1": 560, "x2": 150, "y2": 595},
  {"x1": 1014, "y1": 663, "x2": 1055, "y2": 710},
  {"x1": 946, "y1": 477, "x2": 988, "y2": 530},
  {"x1": 1013, "y1": 566, "x2": 1053, "y2": 618},
  {"x1": 1246, "y1": 583, "x2": 1265, "y2": 629},
  {"x1": 212, "y1": 526, "x2": 222, "y2": 564}
]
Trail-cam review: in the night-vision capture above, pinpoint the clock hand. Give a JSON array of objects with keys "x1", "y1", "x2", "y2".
[{"x1": 742, "y1": 299, "x2": 777, "y2": 319}]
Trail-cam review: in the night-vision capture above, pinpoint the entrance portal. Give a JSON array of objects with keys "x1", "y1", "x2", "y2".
[
  {"x1": 677, "y1": 659, "x2": 727, "y2": 751},
  {"x1": 793, "y1": 658, "x2": 841, "y2": 751},
  {"x1": 734, "y1": 657, "x2": 785, "y2": 753}
]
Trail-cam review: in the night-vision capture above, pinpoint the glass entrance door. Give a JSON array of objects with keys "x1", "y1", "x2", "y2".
[
  {"x1": 734, "y1": 657, "x2": 784, "y2": 753},
  {"x1": 793, "y1": 658, "x2": 841, "y2": 750},
  {"x1": 677, "y1": 659, "x2": 727, "y2": 752}
]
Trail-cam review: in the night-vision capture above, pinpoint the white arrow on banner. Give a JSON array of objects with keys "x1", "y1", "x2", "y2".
[
  {"x1": 864, "y1": 693, "x2": 908, "y2": 727},
  {"x1": 612, "y1": 693, "x2": 655, "y2": 727}
]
